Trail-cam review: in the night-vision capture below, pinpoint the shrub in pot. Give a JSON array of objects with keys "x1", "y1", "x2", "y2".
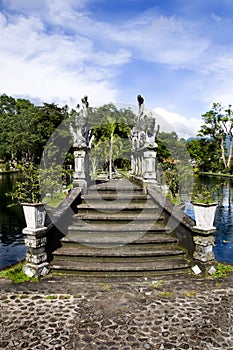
[{"x1": 7, "y1": 162, "x2": 46, "y2": 229}]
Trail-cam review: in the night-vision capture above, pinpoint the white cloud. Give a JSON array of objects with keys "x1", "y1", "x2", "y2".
[
  {"x1": 2, "y1": 0, "x2": 48, "y2": 14},
  {"x1": 0, "y1": 11, "x2": 122, "y2": 107},
  {"x1": 0, "y1": 1, "x2": 233, "y2": 119},
  {"x1": 110, "y1": 12, "x2": 209, "y2": 68},
  {"x1": 153, "y1": 107, "x2": 203, "y2": 139}
]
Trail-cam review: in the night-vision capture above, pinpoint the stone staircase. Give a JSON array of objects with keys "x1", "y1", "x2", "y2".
[{"x1": 50, "y1": 178, "x2": 191, "y2": 276}]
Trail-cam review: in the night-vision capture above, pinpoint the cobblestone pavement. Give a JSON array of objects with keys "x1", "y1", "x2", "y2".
[{"x1": 0, "y1": 273, "x2": 233, "y2": 349}]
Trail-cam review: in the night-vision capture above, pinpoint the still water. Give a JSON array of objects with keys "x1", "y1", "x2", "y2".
[
  {"x1": 0, "y1": 173, "x2": 26, "y2": 269},
  {"x1": 186, "y1": 175, "x2": 233, "y2": 264},
  {"x1": 0, "y1": 173, "x2": 233, "y2": 269}
]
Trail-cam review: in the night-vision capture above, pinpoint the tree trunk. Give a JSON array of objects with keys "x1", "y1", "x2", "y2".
[
  {"x1": 90, "y1": 158, "x2": 97, "y2": 177},
  {"x1": 221, "y1": 135, "x2": 227, "y2": 169},
  {"x1": 109, "y1": 133, "x2": 113, "y2": 180},
  {"x1": 227, "y1": 136, "x2": 232, "y2": 169}
]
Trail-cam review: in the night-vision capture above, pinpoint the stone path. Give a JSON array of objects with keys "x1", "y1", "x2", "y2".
[{"x1": 0, "y1": 274, "x2": 233, "y2": 349}]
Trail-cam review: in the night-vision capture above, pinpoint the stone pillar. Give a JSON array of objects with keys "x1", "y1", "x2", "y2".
[
  {"x1": 193, "y1": 235, "x2": 215, "y2": 262},
  {"x1": 73, "y1": 147, "x2": 90, "y2": 192},
  {"x1": 141, "y1": 154, "x2": 144, "y2": 177},
  {"x1": 143, "y1": 150, "x2": 157, "y2": 182},
  {"x1": 135, "y1": 154, "x2": 138, "y2": 176},
  {"x1": 131, "y1": 154, "x2": 135, "y2": 174},
  {"x1": 23, "y1": 227, "x2": 50, "y2": 278},
  {"x1": 138, "y1": 155, "x2": 141, "y2": 177}
]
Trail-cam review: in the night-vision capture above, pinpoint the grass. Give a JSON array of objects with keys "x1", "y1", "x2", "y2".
[
  {"x1": 158, "y1": 291, "x2": 174, "y2": 298},
  {"x1": 200, "y1": 171, "x2": 233, "y2": 178},
  {"x1": 0, "y1": 263, "x2": 38, "y2": 283},
  {"x1": 45, "y1": 192, "x2": 67, "y2": 208},
  {"x1": 184, "y1": 291, "x2": 197, "y2": 298},
  {"x1": 150, "y1": 280, "x2": 167, "y2": 289},
  {"x1": 99, "y1": 283, "x2": 111, "y2": 291},
  {"x1": 59, "y1": 295, "x2": 71, "y2": 299},
  {"x1": 211, "y1": 263, "x2": 233, "y2": 278},
  {"x1": 44, "y1": 295, "x2": 58, "y2": 300},
  {"x1": 165, "y1": 194, "x2": 184, "y2": 206},
  {"x1": 118, "y1": 170, "x2": 131, "y2": 179}
]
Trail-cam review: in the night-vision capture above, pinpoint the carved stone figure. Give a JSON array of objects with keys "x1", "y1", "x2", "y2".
[
  {"x1": 137, "y1": 94, "x2": 144, "y2": 128},
  {"x1": 133, "y1": 95, "x2": 159, "y2": 150},
  {"x1": 70, "y1": 95, "x2": 92, "y2": 148}
]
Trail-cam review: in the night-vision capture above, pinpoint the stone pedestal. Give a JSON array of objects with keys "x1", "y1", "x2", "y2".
[
  {"x1": 23, "y1": 227, "x2": 50, "y2": 278},
  {"x1": 73, "y1": 147, "x2": 90, "y2": 193},
  {"x1": 193, "y1": 235, "x2": 215, "y2": 262},
  {"x1": 143, "y1": 150, "x2": 157, "y2": 182}
]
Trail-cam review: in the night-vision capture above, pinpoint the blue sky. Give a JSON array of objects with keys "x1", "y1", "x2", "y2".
[{"x1": 1, "y1": 0, "x2": 233, "y2": 138}]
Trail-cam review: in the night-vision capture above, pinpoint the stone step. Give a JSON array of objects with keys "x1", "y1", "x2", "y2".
[
  {"x1": 53, "y1": 245, "x2": 184, "y2": 258},
  {"x1": 134, "y1": 233, "x2": 176, "y2": 244},
  {"x1": 82, "y1": 193, "x2": 148, "y2": 202},
  {"x1": 50, "y1": 178, "x2": 192, "y2": 276},
  {"x1": 74, "y1": 211, "x2": 162, "y2": 221},
  {"x1": 77, "y1": 200, "x2": 158, "y2": 212},
  {"x1": 51, "y1": 258, "x2": 190, "y2": 273},
  {"x1": 87, "y1": 180, "x2": 142, "y2": 193},
  {"x1": 66, "y1": 223, "x2": 169, "y2": 244},
  {"x1": 68, "y1": 222, "x2": 169, "y2": 232},
  {"x1": 62, "y1": 232, "x2": 177, "y2": 245},
  {"x1": 87, "y1": 186, "x2": 143, "y2": 193}
]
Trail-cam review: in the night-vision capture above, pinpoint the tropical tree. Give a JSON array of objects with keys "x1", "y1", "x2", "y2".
[
  {"x1": 156, "y1": 131, "x2": 189, "y2": 166},
  {"x1": 198, "y1": 103, "x2": 233, "y2": 171},
  {"x1": 186, "y1": 138, "x2": 222, "y2": 172},
  {"x1": 0, "y1": 94, "x2": 69, "y2": 164},
  {"x1": 156, "y1": 131, "x2": 193, "y2": 199},
  {"x1": 89, "y1": 104, "x2": 134, "y2": 178}
]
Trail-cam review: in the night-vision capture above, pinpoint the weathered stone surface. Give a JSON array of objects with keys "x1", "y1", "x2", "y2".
[
  {"x1": 1, "y1": 274, "x2": 233, "y2": 349},
  {"x1": 51, "y1": 178, "x2": 191, "y2": 275}
]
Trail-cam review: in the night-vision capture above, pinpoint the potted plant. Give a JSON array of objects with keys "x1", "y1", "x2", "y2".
[
  {"x1": 191, "y1": 183, "x2": 220, "y2": 233},
  {"x1": 7, "y1": 162, "x2": 46, "y2": 229}
]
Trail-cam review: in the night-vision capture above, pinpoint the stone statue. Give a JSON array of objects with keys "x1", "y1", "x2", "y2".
[
  {"x1": 70, "y1": 95, "x2": 93, "y2": 148},
  {"x1": 131, "y1": 95, "x2": 159, "y2": 150},
  {"x1": 144, "y1": 114, "x2": 159, "y2": 149},
  {"x1": 137, "y1": 94, "x2": 144, "y2": 128}
]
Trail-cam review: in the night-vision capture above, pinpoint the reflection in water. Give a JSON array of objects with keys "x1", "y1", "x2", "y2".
[
  {"x1": 214, "y1": 193, "x2": 233, "y2": 264},
  {"x1": 0, "y1": 173, "x2": 26, "y2": 269}
]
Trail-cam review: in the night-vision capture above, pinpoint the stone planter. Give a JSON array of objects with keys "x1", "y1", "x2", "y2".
[
  {"x1": 192, "y1": 202, "x2": 217, "y2": 233},
  {"x1": 22, "y1": 203, "x2": 46, "y2": 229}
]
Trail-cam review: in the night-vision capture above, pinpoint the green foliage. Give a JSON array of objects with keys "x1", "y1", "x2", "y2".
[
  {"x1": 0, "y1": 263, "x2": 38, "y2": 283},
  {"x1": 150, "y1": 280, "x2": 166, "y2": 289},
  {"x1": 158, "y1": 291, "x2": 174, "y2": 298},
  {"x1": 191, "y1": 183, "x2": 222, "y2": 204},
  {"x1": 6, "y1": 162, "x2": 41, "y2": 204},
  {"x1": 184, "y1": 291, "x2": 197, "y2": 298},
  {"x1": 45, "y1": 295, "x2": 58, "y2": 300},
  {"x1": 6, "y1": 161, "x2": 69, "y2": 205},
  {"x1": 212, "y1": 263, "x2": 233, "y2": 278},
  {"x1": 0, "y1": 94, "x2": 68, "y2": 163},
  {"x1": 157, "y1": 132, "x2": 189, "y2": 165},
  {"x1": 88, "y1": 104, "x2": 134, "y2": 177},
  {"x1": 198, "y1": 103, "x2": 233, "y2": 171},
  {"x1": 39, "y1": 164, "x2": 67, "y2": 200},
  {"x1": 164, "y1": 168, "x2": 179, "y2": 198},
  {"x1": 156, "y1": 131, "x2": 193, "y2": 200},
  {"x1": 186, "y1": 138, "x2": 222, "y2": 172},
  {"x1": 45, "y1": 192, "x2": 67, "y2": 208}
]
